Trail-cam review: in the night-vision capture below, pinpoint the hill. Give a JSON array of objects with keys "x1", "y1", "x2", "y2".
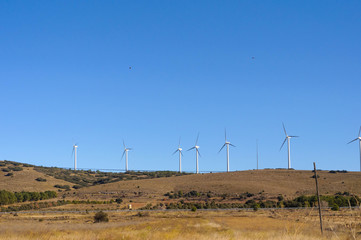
[
  {"x1": 75, "y1": 169, "x2": 361, "y2": 201},
  {"x1": 1, "y1": 160, "x2": 361, "y2": 202},
  {"x1": 0, "y1": 161, "x2": 73, "y2": 192},
  {"x1": 0, "y1": 160, "x2": 190, "y2": 192}
]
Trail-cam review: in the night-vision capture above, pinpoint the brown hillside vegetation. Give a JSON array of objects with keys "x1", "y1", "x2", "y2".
[
  {"x1": 0, "y1": 167, "x2": 73, "y2": 192},
  {"x1": 1, "y1": 161, "x2": 361, "y2": 201},
  {"x1": 77, "y1": 169, "x2": 361, "y2": 199},
  {"x1": 0, "y1": 209, "x2": 358, "y2": 239}
]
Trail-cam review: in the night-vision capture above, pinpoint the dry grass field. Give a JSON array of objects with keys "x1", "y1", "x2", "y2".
[
  {"x1": 1, "y1": 162, "x2": 361, "y2": 239},
  {"x1": 0, "y1": 209, "x2": 360, "y2": 239},
  {"x1": 0, "y1": 167, "x2": 74, "y2": 192},
  {"x1": 75, "y1": 169, "x2": 361, "y2": 201}
]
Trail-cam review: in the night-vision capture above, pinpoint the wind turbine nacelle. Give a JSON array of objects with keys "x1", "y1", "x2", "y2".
[
  {"x1": 195, "y1": 146, "x2": 199, "y2": 149},
  {"x1": 178, "y1": 148, "x2": 182, "y2": 151}
]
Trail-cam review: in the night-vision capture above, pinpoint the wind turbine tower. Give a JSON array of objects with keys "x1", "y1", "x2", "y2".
[
  {"x1": 219, "y1": 130, "x2": 235, "y2": 172},
  {"x1": 256, "y1": 139, "x2": 259, "y2": 170},
  {"x1": 188, "y1": 134, "x2": 201, "y2": 174},
  {"x1": 280, "y1": 123, "x2": 299, "y2": 169},
  {"x1": 72, "y1": 144, "x2": 78, "y2": 171},
  {"x1": 173, "y1": 138, "x2": 183, "y2": 173},
  {"x1": 347, "y1": 126, "x2": 361, "y2": 172},
  {"x1": 122, "y1": 141, "x2": 132, "y2": 172}
]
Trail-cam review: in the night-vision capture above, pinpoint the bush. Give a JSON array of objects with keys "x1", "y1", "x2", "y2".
[
  {"x1": 94, "y1": 211, "x2": 109, "y2": 223},
  {"x1": 5, "y1": 173, "x2": 13, "y2": 177},
  {"x1": 54, "y1": 185, "x2": 71, "y2": 191},
  {"x1": 191, "y1": 206, "x2": 197, "y2": 212},
  {"x1": 136, "y1": 212, "x2": 150, "y2": 217},
  {"x1": 331, "y1": 204, "x2": 340, "y2": 211},
  {"x1": 115, "y1": 198, "x2": 123, "y2": 204},
  {"x1": 22, "y1": 163, "x2": 34, "y2": 167},
  {"x1": 35, "y1": 177, "x2": 47, "y2": 182},
  {"x1": 8, "y1": 166, "x2": 23, "y2": 171}
]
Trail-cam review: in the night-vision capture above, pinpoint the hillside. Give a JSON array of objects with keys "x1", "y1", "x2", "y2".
[
  {"x1": 0, "y1": 160, "x2": 190, "y2": 192},
  {"x1": 76, "y1": 169, "x2": 361, "y2": 201},
  {"x1": 1, "y1": 160, "x2": 361, "y2": 201},
  {"x1": 0, "y1": 161, "x2": 73, "y2": 192}
]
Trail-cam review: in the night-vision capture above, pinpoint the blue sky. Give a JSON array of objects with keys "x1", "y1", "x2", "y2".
[{"x1": 0, "y1": 1, "x2": 361, "y2": 172}]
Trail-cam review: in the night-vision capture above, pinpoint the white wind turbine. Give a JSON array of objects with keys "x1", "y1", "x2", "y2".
[
  {"x1": 280, "y1": 123, "x2": 299, "y2": 169},
  {"x1": 122, "y1": 141, "x2": 132, "y2": 172},
  {"x1": 188, "y1": 133, "x2": 201, "y2": 174},
  {"x1": 173, "y1": 138, "x2": 183, "y2": 173},
  {"x1": 218, "y1": 129, "x2": 235, "y2": 172},
  {"x1": 72, "y1": 143, "x2": 78, "y2": 171},
  {"x1": 347, "y1": 126, "x2": 361, "y2": 172}
]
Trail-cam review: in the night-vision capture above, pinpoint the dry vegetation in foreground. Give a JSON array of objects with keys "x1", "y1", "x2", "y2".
[{"x1": 0, "y1": 209, "x2": 360, "y2": 239}]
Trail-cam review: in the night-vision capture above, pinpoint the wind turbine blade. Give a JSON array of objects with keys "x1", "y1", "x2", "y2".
[
  {"x1": 289, "y1": 136, "x2": 299, "y2": 138},
  {"x1": 195, "y1": 133, "x2": 199, "y2": 146},
  {"x1": 359, "y1": 126, "x2": 361, "y2": 137},
  {"x1": 225, "y1": 129, "x2": 227, "y2": 142},
  {"x1": 197, "y1": 149, "x2": 201, "y2": 157},
  {"x1": 181, "y1": 151, "x2": 184, "y2": 156},
  {"x1": 123, "y1": 140, "x2": 126, "y2": 149},
  {"x1": 178, "y1": 137, "x2": 181, "y2": 148},
  {"x1": 188, "y1": 147, "x2": 195, "y2": 151},
  {"x1": 218, "y1": 143, "x2": 226, "y2": 153},
  {"x1": 71, "y1": 146, "x2": 74, "y2": 157},
  {"x1": 121, "y1": 150, "x2": 126, "y2": 159},
  {"x1": 229, "y1": 143, "x2": 236, "y2": 147},
  {"x1": 348, "y1": 138, "x2": 359, "y2": 144},
  {"x1": 282, "y1": 122, "x2": 287, "y2": 136},
  {"x1": 172, "y1": 149, "x2": 179, "y2": 155},
  {"x1": 128, "y1": 148, "x2": 132, "y2": 151},
  {"x1": 280, "y1": 138, "x2": 287, "y2": 150}
]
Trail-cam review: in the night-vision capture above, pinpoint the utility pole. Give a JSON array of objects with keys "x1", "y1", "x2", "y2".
[{"x1": 313, "y1": 162, "x2": 323, "y2": 235}]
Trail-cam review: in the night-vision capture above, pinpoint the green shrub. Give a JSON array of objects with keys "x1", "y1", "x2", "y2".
[
  {"x1": 54, "y1": 185, "x2": 71, "y2": 191},
  {"x1": 35, "y1": 177, "x2": 47, "y2": 182},
  {"x1": 5, "y1": 173, "x2": 13, "y2": 177},
  {"x1": 331, "y1": 204, "x2": 339, "y2": 211},
  {"x1": 8, "y1": 166, "x2": 23, "y2": 171},
  {"x1": 94, "y1": 211, "x2": 109, "y2": 223},
  {"x1": 22, "y1": 163, "x2": 34, "y2": 167},
  {"x1": 191, "y1": 206, "x2": 197, "y2": 212}
]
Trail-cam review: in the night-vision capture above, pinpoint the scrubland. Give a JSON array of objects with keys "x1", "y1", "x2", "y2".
[
  {"x1": 0, "y1": 208, "x2": 360, "y2": 240},
  {"x1": 1, "y1": 161, "x2": 361, "y2": 239}
]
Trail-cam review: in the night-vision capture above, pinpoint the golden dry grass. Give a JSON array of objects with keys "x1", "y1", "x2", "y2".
[
  {"x1": 0, "y1": 167, "x2": 74, "y2": 192},
  {"x1": 0, "y1": 209, "x2": 359, "y2": 240},
  {"x1": 1, "y1": 167, "x2": 361, "y2": 201},
  {"x1": 77, "y1": 169, "x2": 361, "y2": 200}
]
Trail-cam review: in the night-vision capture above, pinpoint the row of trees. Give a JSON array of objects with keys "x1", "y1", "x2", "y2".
[
  {"x1": 0, "y1": 190, "x2": 57, "y2": 205},
  {"x1": 161, "y1": 194, "x2": 361, "y2": 210},
  {"x1": 1, "y1": 200, "x2": 67, "y2": 212}
]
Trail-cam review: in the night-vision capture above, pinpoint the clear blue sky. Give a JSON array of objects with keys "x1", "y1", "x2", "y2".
[{"x1": 1, "y1": 1, "x2": 361, "y2": 172}]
